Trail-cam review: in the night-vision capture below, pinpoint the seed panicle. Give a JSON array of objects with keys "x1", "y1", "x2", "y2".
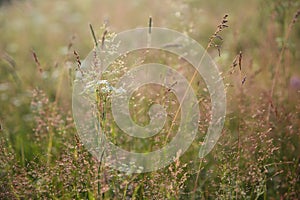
[
  {"x1": 73, "y1": 50, "x2": 84, "y2": 76},
  {"x1": 31, "y1": 49, "x2": 42, "y2": 73},
  {"x1": 89, "y1": 23, "x2": 98, "y2": 47},
  {"x1": 209, "y1": 14, "x2": 229, "y2": 56}
]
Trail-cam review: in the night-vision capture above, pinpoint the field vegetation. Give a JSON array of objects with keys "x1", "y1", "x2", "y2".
[{"x1": 0, "y1": 0, "x2": 299, "y2": 199}]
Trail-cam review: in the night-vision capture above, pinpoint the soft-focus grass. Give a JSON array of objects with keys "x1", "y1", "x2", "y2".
[{"x1": 0, "y1": 0, "x2": 299, "y2": 199}]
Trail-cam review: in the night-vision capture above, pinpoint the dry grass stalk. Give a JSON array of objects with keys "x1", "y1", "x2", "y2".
[
  {"x1": 166, "y1": 14, "x2": 230, "y2": 145},
  {"x1": 149, "y1": 16, "x2": 152, "y2": 34},
  {"x1": 89, "y1": 23, "x2": 98, "y2": 47},
  {"x1": 101, "y1": 30, "x2": 108, "y2": 49},
  {"x1": 67, "y1": 34, "x2": 76, "y2": 51},
  {"x1": 73, "y1": 50, "x2": 84, "y2": 76},
  {"x1": 267, "y1": 8, "x2": 300, "y2": 122},
  {"x1": 31, "y1": 49, "x2": 42, "y2": 73},
  {"x1": 241, "y1": 76, "x2": 246, "y2": 85},
  {"x1": 238, "y1": 51, "x2": 242, "y2": 71},
  {"x1": 2, "y1": 52, "x2": 16, "y2": 68},
  {"x1": 191, "y1": 15, "x2": 229, "y2": 198},
  {"x1": 229, "y1": 51, "x2": 246, "y2": 85},
  {"x1": 209, "y1": 14, "x2": 229, "y2": 56}
]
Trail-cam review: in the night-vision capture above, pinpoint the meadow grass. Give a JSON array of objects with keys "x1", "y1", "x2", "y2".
[{"x1": 0, "y1": 0, "x2": 299, "y2": 199}]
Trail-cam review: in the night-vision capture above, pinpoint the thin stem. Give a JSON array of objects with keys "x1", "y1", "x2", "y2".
[
  {"x1": 267, "y1": 10, "x2": 299, "y2": 122},
  {"x1": 164, "y1": 14, "x2": 228, "y2": 144},
  {"x1": 164, "y1": 42, "x2": 210, "y2": 144},
  {"x1": 235, "y1": 50, "x2": 244, "y2": 199},
  {"x1": 192, "y1": 159, "x2": 203, "y2": 200},
  {"x1": 46, "y1": 127, "x2": 54, "y2": 166},
  {"x1": 89, "y1": 23, "x2": 98, "y2": 47}
]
